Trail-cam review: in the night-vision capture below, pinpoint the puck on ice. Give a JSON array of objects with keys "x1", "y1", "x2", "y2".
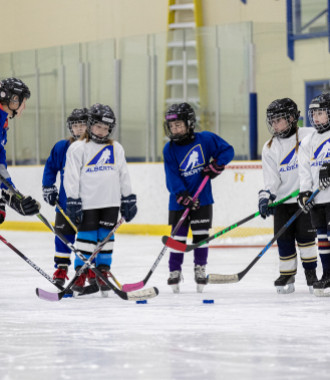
[
  {"x1": 203, "y1": 299, "x2": 214, "y2": 304},
  {"x1": 136, "y1": 300, "x2": 148, "y2": 304}
]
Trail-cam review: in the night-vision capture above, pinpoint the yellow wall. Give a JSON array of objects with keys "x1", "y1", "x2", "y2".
[{"x1": 0, "y1": 0, "x2": 285, "y2": 54}]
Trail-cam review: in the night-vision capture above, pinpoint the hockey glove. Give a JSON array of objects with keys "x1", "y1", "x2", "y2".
[
  {"x1": 202, "y1": 160, "x2": 225, "y2": 179},
  {"x1": 0, "y1": 198, "x2": 6, "y2": 224},
  {"x1": 120, "y1": 194, "x2": 137, "y2": 222},
  {"x1": 42, "y1": 185, "x2": 59, "y2": 206},
  {"x1": 319, "y1": 162, "x2": 330, "y2": 190},
  {"x1": 176, "y1": 191, "x2": 200, "y2": 211},
  {"x1": 258, "y1": 190, "x2": 276, "y2": 219},
  {"x1": 2, "y1": 189, "x2": 40, "y2": 216},
  {"x1": 297, "y1": 191, "x2": 314, "y2": 214},
  {"x1": 66, "y1": 197, "x2": 83, "y2": 225}
]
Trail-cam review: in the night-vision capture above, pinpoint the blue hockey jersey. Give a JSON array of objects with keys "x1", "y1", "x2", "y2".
[
  {"x1": 0, "y1": 105, "x2": 12, "y2": 188},
  {"x1": 42, "y1": 139, "x2": 71, "y2": 210},
  {"x1": 163, "y1": 131, "x2": 234, "y2": 210}
]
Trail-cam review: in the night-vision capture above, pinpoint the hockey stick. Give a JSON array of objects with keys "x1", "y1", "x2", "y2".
[
  {"x1": 36, "y1": 217, "x2": 125, "y2": 300},
  {"x1": 122, "y1": 175, "x2": 210, "y2": 292},
  {"x1": 0, "y1": 233, "x2": 76, "y2": 297},
  {"x1": 56, "y1": 200, "x2": 122, "y2": 290},
  {"x1": 55, "y1": 201, "x2": 78, "y2": 233},
  {"x1": 161, "y1": 188, "x2": 300, "y2": 252},
  {"x1": 207, "y1": 188, "x2": 320, "y2": 284},
  {"x1": 0, "y1": 174, "x2": 123, "y2": 292}
]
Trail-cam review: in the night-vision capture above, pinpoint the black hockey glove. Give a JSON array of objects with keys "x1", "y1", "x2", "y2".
[
  {"x1": 258, "y1": 190, "x2": 276, "y2": 219},
  {"x1": 297, "y1": 191, "x2": 314, "y2": 214},
  {"x1": 176, "y1": 191, "x2": 200, "y2": 211},
  {"x1": 120, "y1": 194, "x2": 137, "y2": 222},
  {"x1": 319, "y1": 162, "x2": 330, "y2": 190},
  {"x1": 66, "y1": 197, "x2": 83, "y2": 225},
  {"x1": 0, "y1": 198, "x2": 6, "y2": 224},
  {"x1": 2, "y1": 189, "x2": 40, "y2": 216},
  {"x1": 202, "y1": 160, "x2": 225, "y2": 179},
  {"x1": 42, "y1": 185, "x2": 59, "y2": 206}
]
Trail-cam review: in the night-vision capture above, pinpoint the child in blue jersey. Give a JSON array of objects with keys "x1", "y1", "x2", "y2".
[
  {"x1": 42, "y1": 108, "x2": 88, "y2": 286},
  {"x1": 163, "y1": 102, "x2": 234, "y2": 293},
  {"x1": 0, "y1": 78, "x2": 40, "y2": 221}
]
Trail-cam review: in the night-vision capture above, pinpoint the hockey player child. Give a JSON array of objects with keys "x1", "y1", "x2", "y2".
[
  {"x1": 163, "y1": 102, "x2": 234, "y2": 293},
  {"x1": 42, "y1": 108, "x2": 88, "y2": 286},
  {"x1": 63, "y1": 103, "x2": 137, "y2": 296},
  {"x1": 0, "y1": 77, "x2": 40, "y2": 222},
  {"x1": 258, "y1": 98, "x2": 318, "y2": 294},
  {"x1": 298, "y1": 92, "x2": 330, "y2": 296}
]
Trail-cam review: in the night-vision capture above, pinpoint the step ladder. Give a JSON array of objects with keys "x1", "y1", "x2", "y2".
[{"x1": 165, "y1": 0, "x2": 205, "y2": 121}]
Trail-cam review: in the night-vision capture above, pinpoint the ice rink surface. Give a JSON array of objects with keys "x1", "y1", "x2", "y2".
[{"x1": 0, "y1": 230, "x2": 329, "y2": 380}]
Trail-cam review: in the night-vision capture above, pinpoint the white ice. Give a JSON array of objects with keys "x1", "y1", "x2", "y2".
[{"x1": 0, "y1": 231, "x2": 330, "y2": 380}]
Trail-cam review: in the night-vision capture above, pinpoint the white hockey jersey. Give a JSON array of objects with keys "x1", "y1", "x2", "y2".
[
  {"x1": 64, "y1": 139, "x2": 133, "y2": 210},
  {"x1": 298, "y1": 128, "x2": 330, "y2": 204},
  {"x1": 261, "y1": 127, "x2": 313, "y2": 204}
]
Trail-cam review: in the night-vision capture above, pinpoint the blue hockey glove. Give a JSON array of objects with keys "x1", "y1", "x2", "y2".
[
  {"x1": 319, "y1": 162, "x2": 330, "y2": 190},
  {"x1": 0, "y1": 198, "x2": 6, "y2": 224},
  {"x1": 297, "y1": 191, "x2": 314, "y2": 214},
  {"x1": 202, "y1": 160, "x2": 225, "y2": 179},
  {"x1": 66, "y1": 197, "x2": 83, "y2": 225},
  {"x1": 258, "y1": 190, "x2": 276, "y2": 219},
  {"x1": 176, "y1": 191, "x2": 200, "y2": 211},
  {"x1": 2, "y1": 189, "x2": 40, "y2": 216},
  {"x1": 42, "y1": 185, "x2": 59, "y2": 206},
  {"x1": 120, "y1": 194, "x2": 137, "y2": 222}
]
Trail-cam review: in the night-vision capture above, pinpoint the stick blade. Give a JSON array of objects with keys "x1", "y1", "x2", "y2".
[
  {"x1": 126, "y1": 287, "x2": 159, "y2": 301},
  {"x1": 122, "y1": 281, "x2": 145, "y2": 292},
  {"x1": 208, "y1": 274, "x2": 239, "y2": 284},
  {"x1": 161, "y1": 236, "x2": 187, "y2": 251},
  {"x1": 36, "y1": 287, "x2": 65, "y2": 301}
]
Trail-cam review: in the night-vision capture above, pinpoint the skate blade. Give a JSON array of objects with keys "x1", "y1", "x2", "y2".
[
  {"x1": 309, "y1": 286, "x2": 314, "y2": 294},
  {"x1": 276, "y1": 283, "x2": 295, "y2": 294},
  {"x1": 170, "y1": 284, "x2": 180, "y2": 294},
  {"x1": 313, "y1": 288, "x2": 330, "y2": 297},
  {"x1": 100, "y1": 290, "x2": 109, "y2": 298},
  {"x1": 196, "y1": 284, "x2": 205, "y2": 293}
]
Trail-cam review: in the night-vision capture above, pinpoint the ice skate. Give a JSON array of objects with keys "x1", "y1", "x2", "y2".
[
  {"x1": 304, "y1": 269, "x2": 318, "y2": 294},
  {"x1": 274, "y1": 274, "x2": 295, "y2": 294},
  {"x1": 96, "y1": 265, "x2": 111, "y2": 297},
  {"x1": 87, "y1": 268, "x2": 96, "y2": 285},
  {"x1": 167, "y1": 270, "x2": 182, "y2": 293},
  {"x1": 313, "y1": 270, "x2": 330, "y2": 297},
  {"x1": 53, "y1": 264, "x2": 69, "y2": 286},
  {"x1": 194, "y1": 265, "x2": 208, "y2": 293},
  {"x1": 72, "y1": 267, "x2": 87, "y2": 296}
]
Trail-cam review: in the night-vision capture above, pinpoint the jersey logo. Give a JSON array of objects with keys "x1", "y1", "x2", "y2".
[
  {"x1": 179, "y1": 145, "x2": 205, "y2": 176},
  {"x1": 87, "y1": 145, "x2": 115, "y2": 167},
  {"x1": 312, "y1": 138, "x2": 330, "y2": 161},
  {"x1": 280, "y1": 145, "x2": 299, "y2": 166}
]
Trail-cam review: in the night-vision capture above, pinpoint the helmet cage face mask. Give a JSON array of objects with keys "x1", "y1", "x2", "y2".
[
  {"x1": 66, "y1": 108, "x2": 88, "y2": 139},
  {"x1": 67, "y1": 120, "x2": 88, "y2": 139},
  {"x1": 0, "y1": 78, "x2": 30, "y2": 117},
  {"x1": 308, "y1": 106, "x2": 330, "y2": 133},
  {"x1": 87, "y1": 117, "x2": 115, "y2": 143},
  {"x1": 266, "y1": 112, "x2": 295, "y2": 138},
  {"x1": 164, "y1": 103, "x2": 196, "y2": 142}
]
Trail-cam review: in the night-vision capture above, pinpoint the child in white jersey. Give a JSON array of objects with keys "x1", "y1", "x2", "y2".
[
  {"x1": 258, "y1": 98, "x2": 318, "y2": 294},
  {"x1": 63, "y1": 103, "x2": 137, "y2": 296},
  {"x1": 298, "y1": 92, "x2": 330, "y2": 296}
]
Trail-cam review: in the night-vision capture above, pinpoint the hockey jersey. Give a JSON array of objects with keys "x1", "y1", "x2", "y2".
[
  {"x1": 64, "y1": 139, "x2": 132, "y2": 210},
  {"x1": 42, "y1": 139, "x2": 71, "y2": 210},
  {"x1": 261, "y1": 127, "x2": 313, "y2": 203},
  {"x1": 163, "y1": 131, "x2": 234, "y2": 211},
  {"x1": 0, "y1": 104, "x2": 11, "y2": 187},
  {"x1": 299, "y1": 128, "x2": 330, "y2": 204}
]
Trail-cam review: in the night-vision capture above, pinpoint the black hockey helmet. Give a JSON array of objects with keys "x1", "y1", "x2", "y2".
[
  {"x1": 308, "y1": 92, "x2": 330, "y2": 133},
  {"x1": 164, "y1": 102, "x2": 196, "y2": 143},
  {"x1": 0, "y1": 77, "x2": 31, "y2": 117},
  {"x1": 66, "y1": 108, "x2": 89, "y2": 139},
  {"x1": 266, "y1": 98, "x2": 300, "y2": 138},
  {"x1": 87, "y1": 103, "x2": 116, "y2": 143}
]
